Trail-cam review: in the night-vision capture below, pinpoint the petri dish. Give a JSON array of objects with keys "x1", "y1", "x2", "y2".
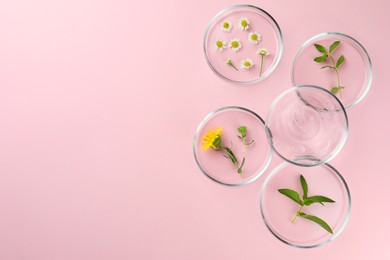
[
  {"x1": 203, "y1": 5, "x2": 283, "y2": 84},
  {"x1": 193, "y1": 106, "x2": 272, "y2": 186},
  {"x1": 260, "y1": 161, "x2": 351, "y2": 248},
  {"x1": 265, "y1": 85, "x2": 349, "y2": 167},
  {"x1": 291, "y1": 32, "x2": 372, "y2": 109}
]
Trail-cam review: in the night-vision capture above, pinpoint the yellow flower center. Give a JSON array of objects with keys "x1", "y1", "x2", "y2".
[
  {"x1": 223, "y1": 22, "x2": 230, "y2": 29},
  {"x1": 244, "y1": 61, "x2": 251, "y2": 67},
  {"x1": 216, "y1": 41, "x2": 223, "y2": 48},
  {"x1": 231, "y1": 41, "x2": 239, "y2": 48},
  {"x1": 241, "y1": 20, "x2": 248, "y2": 28},
  {"x1": 251, "y1": 34, "x2": 258, "y2": 41}
]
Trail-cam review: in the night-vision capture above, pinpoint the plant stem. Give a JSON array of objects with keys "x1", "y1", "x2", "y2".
[
  {"x1": 229, "y1": 63, "x2": 238, "y2": 71},
  {"x1": 226, "y1": 61, "x2": 238, "y2": 71},
  {"x1": 259, "y1": 54, "x2": 264, "y2": 77},
  {"x1": 222, "y1": 146, "x2": 238, "y2": 165},
  {"x1": 291, "y1": 205, "x2": 304, "y2": 223},
  {"x1": 330, "y1": 55, "x2": 343, "y2": 98},
  {"x1": 221, "y1": 146, "x2": 243, "y2": 177}
]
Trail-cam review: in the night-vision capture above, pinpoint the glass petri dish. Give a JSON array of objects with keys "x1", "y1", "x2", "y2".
[
  {"x1": 260, "y1": 162, "x2": 351, "y2": 248},
  {"x1": 203, "y1": 5, "x2": 283, "y2": 84},
  {"x1": 265, "y1": 85, "x2": 348, "y2": 167},
  {"x1": 291, "y1": 32, "x2": 372, "y2": 109},
  {"x1": 193, "y1": 106, "x2": 272, "y2": 186}
]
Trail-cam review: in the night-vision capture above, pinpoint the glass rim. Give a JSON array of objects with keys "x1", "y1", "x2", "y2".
[
  {"x1": 203, "y1": 4, "x2": 284, "y2": 85},
  {"x1": 291, "y1": 32, "x2": 373, "y2": 109},
  {"x1": 265, "y1": 85, "x2": 349, "y2": 167},
  {"x1": 259, "y1": 161, "x2": 352, "y2": 248},
  {"x1": 193, "y1": 106, "x2": 273, "y2": 186}
]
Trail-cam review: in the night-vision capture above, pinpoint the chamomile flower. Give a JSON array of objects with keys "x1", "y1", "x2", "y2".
[
  {"x1": 248, "y1": 31, "x2": 261, "y2": 45},
  {"x1": 257, "y1": 48, "x2": 271, "y2": 76},
  {"x1": 257, "y1": 48, "x2": 271, "y2": 56},
  {"x1": 241, "y1": 58, "x2": 255, "y2": 69},
  {"x1": 214, "y1": 39, "x2": 226, "y2": 51},
  {"x1": 238, "y1": 17, "x2": 250, "y2": 31},
  {"x1": 221, "y1": 19, "x2": 233, "y2": 32},
  {"x1": 228, "y1": 38, "x2": 242, "y2": 53}
]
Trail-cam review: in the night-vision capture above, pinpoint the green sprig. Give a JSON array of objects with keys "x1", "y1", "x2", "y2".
[
  {"x1": 314, "y1": 41, "x2": 346, "y2": 99},
  {"x1": 236, "y1": 126, "x2": 254, "y2": 176},
  {"x1": 278, "y1": 174, "x2": 335, "y2": 234}
]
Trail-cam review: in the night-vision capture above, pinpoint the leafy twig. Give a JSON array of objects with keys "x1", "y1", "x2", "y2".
[
  {"x1": 236, "y1": 126, "x2": 254, "y2": 176},
  {"x1": 278, "y1": 174, "x2": 335, "y2": 234},
  {"x1": 314, "y1": 41, "x2": 345, "y2": 99}
]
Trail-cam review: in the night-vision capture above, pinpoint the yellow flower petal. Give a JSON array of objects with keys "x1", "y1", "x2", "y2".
[{"x1": 202, "y1": 127, "x2": 222, "y2": 151}]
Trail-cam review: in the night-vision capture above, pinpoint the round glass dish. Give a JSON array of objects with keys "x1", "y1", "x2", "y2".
[
  {"x1": 203, "y1": 5, "x2": 283, "y2": 84},
  {"x1": 291, "y1": 32, "x2": 372, "y2": 109},
  {"x1": 260, "y1": 162, "x2": 351, "y2": 248},
  {"x1": 193, "y1": 106, "x2": 272, "y2": 186},
  {"x1": 265, "y1": 85, "x2": 348, "y2": 167}
]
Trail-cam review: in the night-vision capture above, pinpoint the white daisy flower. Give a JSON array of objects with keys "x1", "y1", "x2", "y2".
[
  {"x1": 248, "y1": 31, "x2": 261, "y2": 45},
  {"x1": 241, "y1": 58, "x2": 254, "y2": 69},
  {"x1": 257, "y1": 48, "x2": 270, "y2": 77},
  {"x1": 257, "y1": 48, "x2": 271, "y2": 56},
  {"x1": 228, "y1": 38, "x2": 242, "y2": 53},
  {"x1": 238, "y1": 17, "x2": 250, "y2": 31},
  {"x1": 221, "y1": 19, "x2": 233, "y2": 32},
  {"x1": 214, "y1": 39, "x2": 226, "y2": 51}
]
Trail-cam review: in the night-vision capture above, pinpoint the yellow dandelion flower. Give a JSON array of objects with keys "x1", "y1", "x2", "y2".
[{"x1": 202, "y1": 126, "x2": 223, "y2": 151}]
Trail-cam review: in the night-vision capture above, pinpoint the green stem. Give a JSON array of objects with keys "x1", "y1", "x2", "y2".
[
  {"x1": 259, "y1": 54, "x2": 264, "y2": 77},
  {"x1": 291, "y1": 205, "x2": 304, "y2": 223},
  {"x1": 330, "y1": 54, "x2": 343, "y2": 98},
  {"x1": 228, "y1": 63, "x2": 238, "y2": 71}
]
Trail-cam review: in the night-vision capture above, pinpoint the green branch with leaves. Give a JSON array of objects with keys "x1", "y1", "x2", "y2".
[
  {"x1": 236, "y1": 126, "x2": 254, "y2": 176},
  {"x1": 278, "y1": 174, "x2": 335, "y2": 234},
  {"x1": 314, "y1": 41, "x2": 345, "y2": 99}
]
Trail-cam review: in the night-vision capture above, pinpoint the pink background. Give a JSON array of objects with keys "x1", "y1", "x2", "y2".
[{"x1": 0, "y1": 0, "x2": 389, "y2": 259}]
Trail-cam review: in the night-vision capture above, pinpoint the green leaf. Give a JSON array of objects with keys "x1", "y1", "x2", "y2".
[
  {"x1": 212, "y1": 136, "x2": 221, "y2": 148},
  {"x1": 336, "y1": 55, "x2": 345, "y2": 69},
  {"x1": 304, "y1": 198, "x2": 324, "y2": 206},
  {"x1": 278, "y1": 189, "x2": 303, "y2": 206},
  {"x1": 237, "y1": 157, "x2": 245, "y2": 174},
  {"x1": 223, "y1": 147, "x2": 237, "y2": 164},
  {"x1": 314, "y1": 54, "x2": 327, "y2": 63},
  {"x1": 320, "y1": 65, "x2": 334, "y2": 70},
  {"x1": 299, "y1": 212, "x2": 334, "y2": 234},
  {"x1": 237, "y1": 126, "x2": 247, "y2": 138},
  {"x1": 300, "y1": 175, "x2": 308, "y2": 199},
  {"x1": 314, "y1": 44, "x2": 327, "y2": 54},
  {"x1": 304, "y1": 195, "x2": 335, "y2": 206},
  {"x1": 329, "y1": 41, "x2": 340, "y2": 53},
  {"x1": 330, "y1": 87, "x2": 339, "y2": 94}
]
